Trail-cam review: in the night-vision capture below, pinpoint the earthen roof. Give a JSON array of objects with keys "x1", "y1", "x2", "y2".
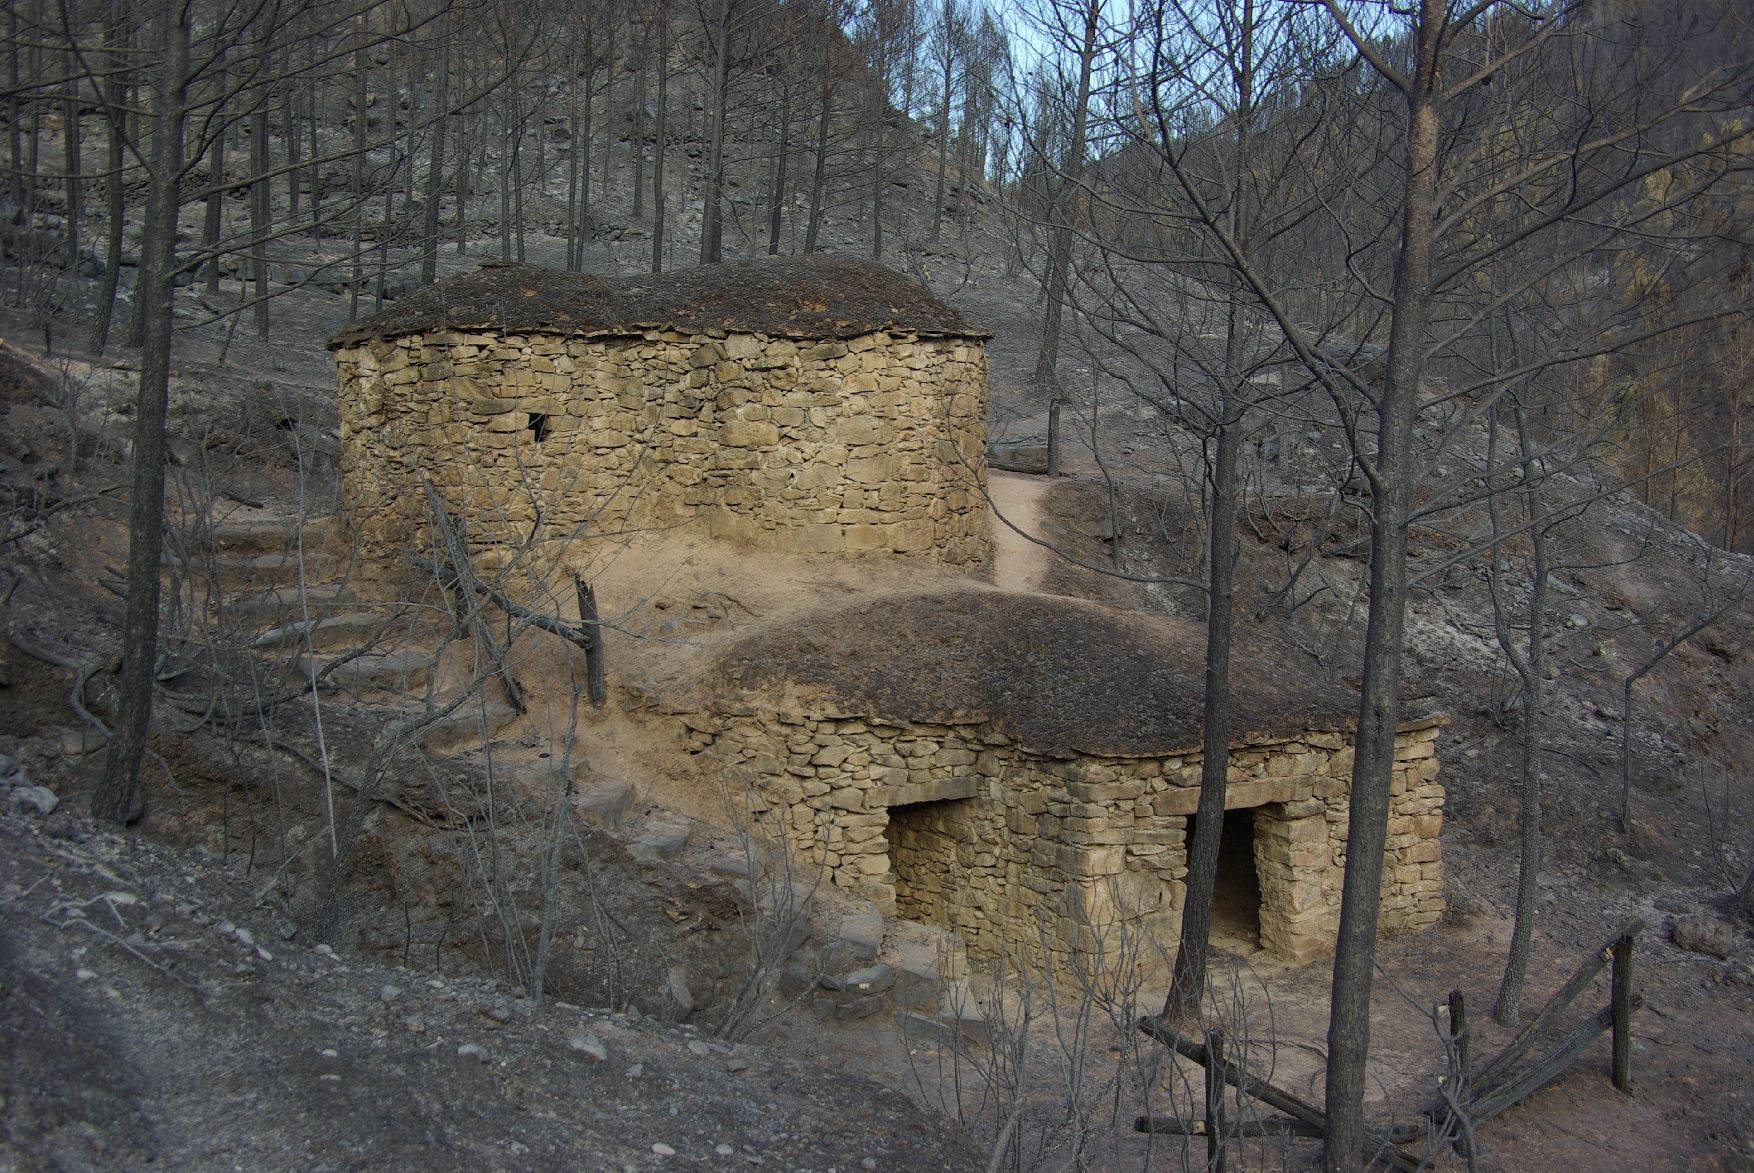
[
  {"x1": 328, "y1": 256, "x2": 990, "y2": 348},
  {"x1": 716, "y1": 587, "x2": 1364, "y2": 757}
]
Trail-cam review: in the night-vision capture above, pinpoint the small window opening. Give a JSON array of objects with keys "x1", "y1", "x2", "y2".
[{"x1": 527, "y1": 412, "x2": 549, "y2": 443}]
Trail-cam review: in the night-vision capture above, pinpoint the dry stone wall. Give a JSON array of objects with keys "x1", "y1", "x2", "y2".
[
  {"x1": 334, "y1": 328, "x2": 991, "y2": 579},
  {"x1": 679, "y1": 708, "x2": 1445, "y2": 972}
]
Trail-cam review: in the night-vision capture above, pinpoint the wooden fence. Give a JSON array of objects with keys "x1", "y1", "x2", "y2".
[{"x1": 1136, "y1": 919, "x2": 1643, "y2": 1170}]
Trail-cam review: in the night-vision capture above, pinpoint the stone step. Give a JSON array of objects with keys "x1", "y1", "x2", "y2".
[
  {"x1": 299, "y1": 648, "x2": 433, "y2": 694},
  {"x1": 894, "y1": 981, "x2": 990, "y2": 1046},
  {"x1": 222, "y1": 581, "x2": 355, "y2": 626},
  {"x1": 418, "y1": 698, "x2": 521, "y2": 755},
  {"x1": 883, "y1": 922, "x2": 969, "y2": 1011},
  {"x1": 193, "y1": 550, "x2": 340, "y2": 592},
  {"x1": 818, "y1": 900, "x2": 886, "y2": 975},
  {"x1": 251, "y1": 609, "x2": 387, "y2": 653},
  {"x1": 210, "y1": 514, "x2": 339, "y2": 555},
  {"x1": 897, "y1": 1007, "x2": 988, "y2": 1048}
]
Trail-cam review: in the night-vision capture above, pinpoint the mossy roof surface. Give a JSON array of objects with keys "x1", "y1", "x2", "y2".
[
  {"x1": 715, "y1": 588, "x2": 1360, "y2": 757},
  {"x1": 329, "y1": 256, "x2": 989, "y2": 348}
]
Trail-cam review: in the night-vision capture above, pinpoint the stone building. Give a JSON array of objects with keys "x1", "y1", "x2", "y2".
[
  {"x1": 328, "y1": 257, "x2": 993, "y2": 581},
  {"x1": 663, "y1": 589, "x2": 1445, "y2": 970},
  {"x1": 329, "y1": 255, "x2": 1444, "y2": 974}
]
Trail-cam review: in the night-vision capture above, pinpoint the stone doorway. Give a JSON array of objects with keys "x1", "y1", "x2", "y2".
[
  {"x1": 1190, "y1": 808, "x2": 1264, "y2": 951},
  {"x1": 884, "y1": 797, "x2": 974, "y2": 927}
]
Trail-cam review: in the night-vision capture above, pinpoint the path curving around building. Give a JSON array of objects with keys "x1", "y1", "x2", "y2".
[{"x1": 987, "y1": 471, "x2": 1055, "y2": 594}]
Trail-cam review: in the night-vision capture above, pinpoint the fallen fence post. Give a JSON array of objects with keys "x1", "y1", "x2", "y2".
[
  {"x1": 1136, "y1": 1015, "x2": 1421, "y2": 1170},
  {"x1": 1473, "y1": 917, "x2": 1641, "y2": 1096},
  {"x1": 1471, "y1": 995, "x2": 1643, "y2": 1122}
]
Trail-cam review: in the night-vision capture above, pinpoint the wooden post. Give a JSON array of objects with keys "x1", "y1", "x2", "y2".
[
  {"x1": 1449, "y1": 989, "x2": 1470, "y2": 1077},
  {"x1": 576, "y1": 579, "x2": 606, "y2": 707},
  {"x1": 1205, "y1": 1030, "x2": 1227, "y2": 1173},
  {"x1": 1612, "y1": 929, "x2": 1634, "y2": 1092},
  {"x1": 1448, "y1": 989, "x2": 1473, "y2": 1164}
]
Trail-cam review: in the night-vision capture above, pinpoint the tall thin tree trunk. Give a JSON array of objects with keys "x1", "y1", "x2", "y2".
[
  {"x1": 93, "y1": 0, "x2": 190, "y2": 825},
  {"x1": 600, "y1": 20, "x2": 615, "y2": 194},
  {"x1": 1322, "y1": 5, "x2": 1443, "y2": 1166},
  {"x1": 456, "y1": 109, "x2": 473, "y2": 254},
  {"x1": 203, "y1": 127, "x2": 225, "y2": 291},
  {"x1": 803, "y1": 40, "x2": 832, "y2": 254},
  {"x1": 767, "y1": 88, "x2": 790, "y2": 254},
  {"x1": 308, "y1": 76, "x2": 322, "y2": 235},
  {"x1": 579, "y1": 26, "x2": 595, "y2": 263},
  {"x1": 1490, "y1": 402, "x2": 1550, "y2": 1026},
  {"x1": 6, "y1": 5, "x2": 22, "y2": 210},
  {"x1": 499, "y1": 83, "x2": 513, "y2": 260},
  {"x1": 632, "y1": 28, "x2": 646, "y2": 220},
  {"x1": 420, "y1": 15, "x2": 450, "y2": 285},
  {"x1": 1163, "y1": 0, "x2": 1254, "y2": 1025},
  {"x1": 251, "y1": 103, "x2": 270, "y2": 338},
  {"x1": 700, "y1": 5, "x2": 731, "y2": 265},
  {"x1": 88, "y1": 0, "x2": 127, "y2": 353},
  {"x1": 62, "y1": 53, "x2": 80, "y2": 266},
  {"x1": 932, "y1": 44, "x2": 951, "y2": 239},
  {"x1": 565, "y1": 41, "x2": 580, "y2": 270},
  {"x1": 286, "y1": 66, "x2": 302, "y2": 224},
  {"x1": 512, "y1": 92, "x2": 526, "y2": 261},
  {"x1": 1031, "y1": 0, "x2": 1098, "y2": 478},
  {"x1": 868, "y1": 108, "x2": 882, "y2": 261},
  {"x1": 349, "y1": 23, "x2": 365, "y2": 320},
  {"x1": 650, "y1": 1, "x2": 667, "y2": 274}
]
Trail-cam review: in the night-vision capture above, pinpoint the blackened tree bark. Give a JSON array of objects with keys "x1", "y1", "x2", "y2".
[
  {"x1": 419, "y1": 8, "x2": 450, "y2": 285},
  {"x1": 93, "y1": 0, "x2": 191, "y2": 825},
  {"x1": 1163, "y1": 0, "x2": 1259, "y2": 1026},
  {"x1": 1487, "y1": 401, "x2": 1550, "y2": 1026},
  {"x1": 1320, "y1": 3, "x2": 1442, "y2": 1164},
  {"x1": 929, "y1": 0, "x2": 965, "y2": 240},
  {"x1": 1029, "y1": 0, "x2": 1098, "y2": 478},
  {"x1": 88, "y1": 0, "x2": 128, "y2": 353},
  {"x1": 699, "y1": 0, "x2": 733, "y2": 263},
  {"x1": 651, "y1": 0, "x2": 668, "y2": 272}
]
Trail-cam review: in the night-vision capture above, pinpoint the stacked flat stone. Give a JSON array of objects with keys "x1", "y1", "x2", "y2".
[
  {"x1": 682, "y1": 707, "x2": 1445, "y2": 972},
  {"x1": 331, "y1": 264, "x2": 991, "y2": 583}
]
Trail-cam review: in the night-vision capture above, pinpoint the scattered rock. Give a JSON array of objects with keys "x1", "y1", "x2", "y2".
[
  {"x1": 8, "y1": 786, "x2": 58, "y2": 816},
  {"x1": 574, "y1": 781, "x2": 636, "y2": 830},
  {"x1": 456, "y1": 1043, "x2": 491, "y2": 1064},
  {"x1": 630, "y1": 819, "x2": 694, "y2": 863},
  {"x1": 567, "y1": 1033, "x2": 608, "y2": 1061},
  {"x1": 825, "y1": 994, "x2": 885, "y2": 1022},
  {"x1": 651, "y1": 1142, "x2": 676, "y2": 1157},
  {"x1": 379, "y1": 984, "x2": 403, "y2": 1002},
  {"x1": 1673, "y1": 914, "x2": 1737, "y2": 960},
  {"x1": 820, "y1": 964, "x2": 894, "y2": 996}
]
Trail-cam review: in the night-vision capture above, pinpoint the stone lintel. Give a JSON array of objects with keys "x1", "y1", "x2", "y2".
[
  {"x1": 876, "y1": 777, "x2": 979, "y2": 808},
  {"x1": 1153, "y1": 777, "x2": 1304, "y2": 817}
]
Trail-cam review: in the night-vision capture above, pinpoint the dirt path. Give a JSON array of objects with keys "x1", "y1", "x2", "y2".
[{"x1": 988, "y1": 471, "x2": 1054, "y2": 592}]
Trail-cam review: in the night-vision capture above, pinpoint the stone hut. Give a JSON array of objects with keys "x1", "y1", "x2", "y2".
[
  {"x1": 669, "y1": 589, "x2": 1445, "y2": 971},
  {"x1": 328, "y1": 257, "x2": 993, "y2": 580}
]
